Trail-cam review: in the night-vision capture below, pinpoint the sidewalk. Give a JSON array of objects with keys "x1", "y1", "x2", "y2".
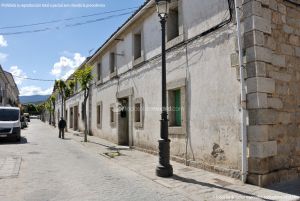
[{"x1": 65, "y1": 130, "x2": 300, "y2": 201}]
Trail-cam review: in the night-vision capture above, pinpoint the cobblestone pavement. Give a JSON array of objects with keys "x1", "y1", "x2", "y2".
[
  {"x1": 0, "y1": 120, "x2": 299, "y2": 201},
  {"x1": 68, "y1": 127, "x2": 300, "y2": 201},
  {"x1": 0, "y1": 120, "x2": 189, "y2": 201}
]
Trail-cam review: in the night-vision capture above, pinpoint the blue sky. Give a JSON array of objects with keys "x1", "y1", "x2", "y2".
[{"x1": 0, "y1": 0, "x2": 145, "y2": 96}]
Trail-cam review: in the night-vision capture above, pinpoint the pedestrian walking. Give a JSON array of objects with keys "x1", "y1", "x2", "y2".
[{"x1": 58, "y1": 117, "x2": 66, "y2": 139}]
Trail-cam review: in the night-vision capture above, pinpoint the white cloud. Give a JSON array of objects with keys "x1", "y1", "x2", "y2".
[
  {"x1": 51, "y1": 53, "x2": 85, "y2": 80},
  {"x1": 32, "y1": 70, "x2": 37, "y2": 74},
  {"x1": 61, "y1": 69, "x2": 75, "y2": 80},
  {"x1": 9, "y1": 65, "x2": 27, "y2": 85},
  {"x1": 19, "y1": 86, "x2": 53, "y2": 96},
  {"x1": 0, "y1": 35, "x2": 7, "y2": 47},
  {"x1": 0, "y1": 52, "x2": 8, "y2": 63}
]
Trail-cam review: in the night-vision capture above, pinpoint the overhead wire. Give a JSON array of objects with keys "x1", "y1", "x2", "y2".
[
  {"x1": 0, "y1": 2, "x2": 158, "y2": 82},
  {"x1": 0, "y1": 6, "x2": 139, "y2": 30},
  {"x1": 0, "y1": 11, "x2": 135, "y2": 36},
  {"x1": 0, "y1": 71, "x2": 55, "y2": 82},
  {"x1": 0, "y1": 1, "x2": 161, "y2": 36},
  {"x1": 12, "y1": 75, "x2": 55, "y2": 82}
]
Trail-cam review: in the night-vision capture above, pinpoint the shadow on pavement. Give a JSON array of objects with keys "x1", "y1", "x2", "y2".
[
  {"x1": 172, "y1": 174, "x2": 270, "y2": 201},
  {"x1": 0, "y1": 137, "x2": 28, "y2": 145},
  {"x1": 268, "y1": 179, "x2": 300, "y2": 196}
]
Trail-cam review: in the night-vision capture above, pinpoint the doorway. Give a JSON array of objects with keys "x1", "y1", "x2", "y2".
[
  {"x1": 70, "y1": 107, "x2": 73, "y2": 128},
  {"x1": 118, "y1": 98, "x2": 129, "y2": 146},
  {"x1": 74, "y1": 105, "x2": 79, "y2": 131},
  {"x1": 65, "y1": 110, "x2": 68, "y2": 125}
]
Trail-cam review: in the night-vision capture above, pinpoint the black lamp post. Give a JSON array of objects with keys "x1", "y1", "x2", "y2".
[{"x1": 155, "y1": 0, "x2": 173, "y2": 178}]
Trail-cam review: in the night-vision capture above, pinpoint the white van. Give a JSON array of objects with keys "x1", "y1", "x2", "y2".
[{"x1": 0, "y1": 107, "x2": 21, "y2": 142}]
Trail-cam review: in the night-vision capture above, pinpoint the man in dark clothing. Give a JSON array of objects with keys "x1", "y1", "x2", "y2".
[{"x1": 58, "y1": 117, "x2": 66, "y2": 139}]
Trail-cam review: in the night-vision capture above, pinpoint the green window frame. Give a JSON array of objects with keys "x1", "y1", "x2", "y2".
[{"x1": 174, "y1": 89, "x2": 181, "y2": 126}]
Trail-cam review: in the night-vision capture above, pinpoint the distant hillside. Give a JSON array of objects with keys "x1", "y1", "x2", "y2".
[{"x1": 20, "y1": 95, "x2": 50, "y2": 104}]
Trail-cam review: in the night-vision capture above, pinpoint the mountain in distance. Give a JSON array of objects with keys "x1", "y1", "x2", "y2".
[{"x1": 20, "y1": 95, "x2": 50, "y2": 104}]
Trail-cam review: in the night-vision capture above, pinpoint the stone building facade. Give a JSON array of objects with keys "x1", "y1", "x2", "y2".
[
  {"x1": 0, "y1": 66, "x2": 7, "y2": 105},
  {"x1": 0, "y1": 65, "x2": 19, "y2": 106},
  {"x1": 52, "y1": 0, "x2": 300, "y2": 186},
  {"x1": 242, "y1": 0, "x2": 300, "y2": 186}
]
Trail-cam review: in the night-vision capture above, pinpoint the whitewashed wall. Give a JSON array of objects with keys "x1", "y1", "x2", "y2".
[{"x1": 65, "y1": 0, "x2": 241, "y2": 174}]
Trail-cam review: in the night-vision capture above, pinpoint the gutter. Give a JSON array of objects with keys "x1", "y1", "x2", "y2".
[{"x1": 234, "y1": 0, "x2": 248, "y2": 183}]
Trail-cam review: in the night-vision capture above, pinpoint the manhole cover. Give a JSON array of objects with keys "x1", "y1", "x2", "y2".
[{"x1": 0, "y1": 156, "x2": 21, "y2": 178}]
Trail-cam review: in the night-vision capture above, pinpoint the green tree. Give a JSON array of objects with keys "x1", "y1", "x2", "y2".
[
  {"x1": 55, "y1": 80, "x2": 67, "y2": 120},
  {"x1": 36, "y1": 103, "x2": 45, "y2": 121},
  {"x1": 36, "y1": 103, "x2": 45, "y2": 115},
  {"x1": 26, "y1": 104, "x2": 38, "y2": 115},
  {"x1": 45, "y1": 100, "x2": 52, "y2": 125},
  {"x1": 50, "y1": 95, "x2": 56, "y2": 127},
  {"x1": 74, "y1": 65, "x2": 93, "y2": 142},
  {"x1": 67, "y1": 79, "x2": 75, "y2": 95},
  {"x1": 65, "y1": 86, "x2": 71, "y2": 99}
]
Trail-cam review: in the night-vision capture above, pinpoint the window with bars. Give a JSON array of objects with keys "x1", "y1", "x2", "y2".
[
  {"x1": 96, "y1": 103, "x2": 102, "y2": 128},
  {"x1": 174, "y1": 89, "x2": 181, "y2": 126},
  {"x1": 168, "y1": 89, "x2": 182, "y2": 127},
  {"x1": 134, "y1": 97, "x2": 144, "y2": 128},
  {"x1": 97, "y1": 62, "x2": 102, "y2": 81},
  {"x1": 110, "y1": 104, "x2": 116, "y2": 127},
  {"x1": 167, "y1": 3, "x2": 179, "y2": 42},
  {"x1": 135, "y1": 103, "x2": 141, "y2": 123},
  {"x1": 110, "y1": 52, "x2": 115, "y2": 74},
  {"x1": 110, "y1": 107, "x2": 114, "y2": 123},
  {"x1": 134, "y1": 32, "x2": 142, "y2": 60},
  {"x1": 167, "y1": 78, "x2": 186, "y2": 135}
]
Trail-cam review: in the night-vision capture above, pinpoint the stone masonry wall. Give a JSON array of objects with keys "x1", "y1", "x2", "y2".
[{"x1": 243, "y1": 0, "x2": 300, "y2": 186}]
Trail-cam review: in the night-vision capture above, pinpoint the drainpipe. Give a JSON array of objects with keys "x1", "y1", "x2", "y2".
[{"x1": 234, "y1": 0, "x2": 247, "y2": 183}]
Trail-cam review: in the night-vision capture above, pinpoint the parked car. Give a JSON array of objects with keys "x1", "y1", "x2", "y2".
[
  {"x1": 24, "y1": 113, "x2": 30, "y2": 122},
  {"x1": 0, "y1": 107, "x2": 21, "y2": 141},
  {"x1": 20, "y1": 116, "x2": 27, "y2": 129},
  {"x1": 29, "y1": 115, "x2": 38, "y2": 119}
]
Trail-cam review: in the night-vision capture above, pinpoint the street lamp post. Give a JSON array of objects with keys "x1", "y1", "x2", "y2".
[{"x1": 155, "y1": 0, "x2": 173, "y2": 178}]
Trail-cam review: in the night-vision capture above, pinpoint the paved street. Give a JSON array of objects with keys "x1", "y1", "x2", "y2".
[
  {"x1": 0, "y1": 120, "x2": 189, "y2": 201},
  {"x1": 0, "y1": 120, "x2": 299, "y2": 201}
]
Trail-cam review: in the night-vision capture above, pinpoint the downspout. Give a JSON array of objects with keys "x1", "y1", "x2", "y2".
[{"x1": 234, "y1": 0, "x2": 248, "y2": 183}]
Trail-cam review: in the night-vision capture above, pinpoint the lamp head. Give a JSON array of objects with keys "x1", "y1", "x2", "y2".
[{"x1": 155, "y1": 0, "x2": 170, "y2": 19}]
